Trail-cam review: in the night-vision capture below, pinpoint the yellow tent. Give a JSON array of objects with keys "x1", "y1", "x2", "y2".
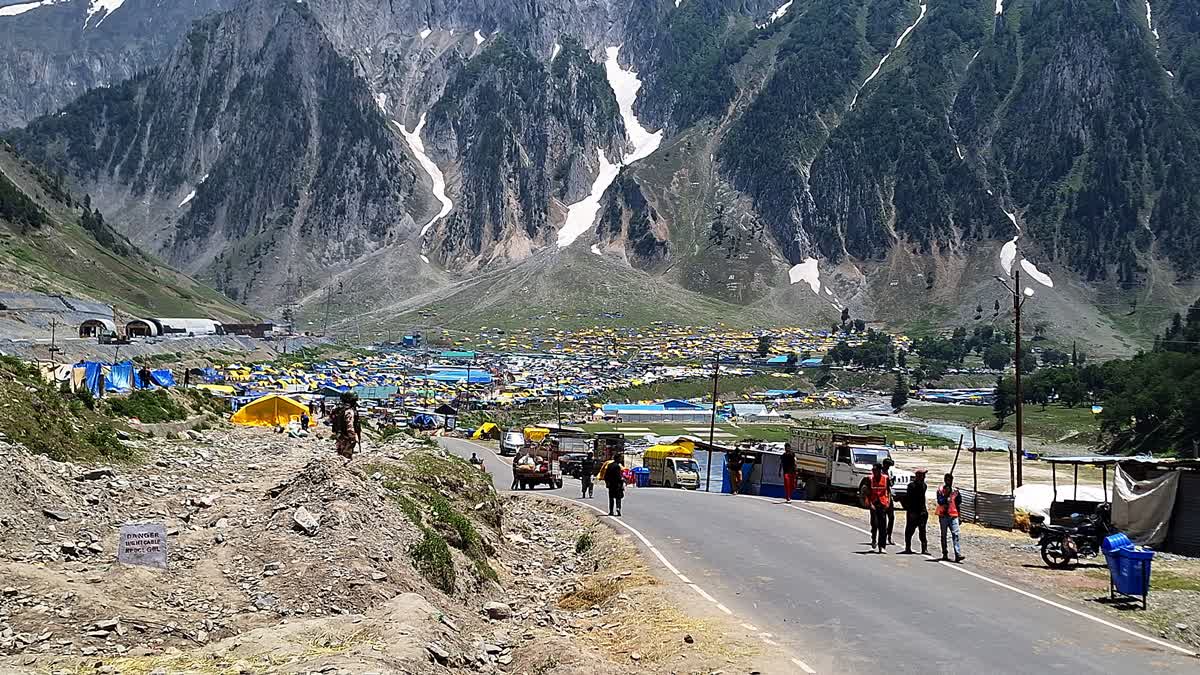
[
  {"x1": 644, "y1": 440, "x2": 695, "y2": 460},
  {"x1": 523, "y1": 426, "x2": 549, "y2": 443},
  {"x1": 195, "y1": 384, "x2": 237, "y2": 396},
  {"x1": 231, "y1": 394, "x2": 309, "y2": 428},
  {"x1": 472, "y1": 422, "x2": 499, "y2": 439}
]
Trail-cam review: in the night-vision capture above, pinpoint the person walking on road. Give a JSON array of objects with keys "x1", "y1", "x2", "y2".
[
  {"x1": 779, "y1": 443, "x2": 798, "y2": 502},
  {"x1": 604, "y1": 453, "x2": 626, "y2": 516},
  {"x1": 580, "y1": 451, "x2": 596, "y2": 499},
  {"x1": 866, "y1": 463, "x2": 891, "y2": 553},
  {"x1": 937, "y1": 473, "x2": 964, "y2": 562},
  {"x1": 510, "y1": 454, "x2": 520, "y2": 490},
  {"x1": 903, "y1": 468, "x2": 929, "y2": 555},
  {"x1": 882, "y1": 457, "x2": 897, "y2": 546}
]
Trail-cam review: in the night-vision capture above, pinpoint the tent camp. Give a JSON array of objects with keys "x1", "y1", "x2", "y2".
[
  {"x1": 231, "y1": 394, "x2": 309, "y2": 428},
  {"x1": 472, "y1": 422, "x2": 499, "y2": 439}
]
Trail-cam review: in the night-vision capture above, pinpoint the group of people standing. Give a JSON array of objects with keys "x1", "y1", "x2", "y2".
[{"x1": 865, "y1": 461, "x2": 964, "y2": 562}]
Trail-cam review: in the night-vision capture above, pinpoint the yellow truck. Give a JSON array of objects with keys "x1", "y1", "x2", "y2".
[{"x1": 643, "y1": 441, "x2": 701, "y2": 490}]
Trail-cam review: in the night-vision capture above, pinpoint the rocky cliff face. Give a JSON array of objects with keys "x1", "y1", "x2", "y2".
[
  {"x1": 8, "y1": 0, "x2": 425, "y2": 307},
  {"x1": 0, "y1": 0, "x2": 235, "y2": 129}
]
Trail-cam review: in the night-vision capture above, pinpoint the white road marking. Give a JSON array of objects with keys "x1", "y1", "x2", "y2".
[
  {"x1": 758, "y1": 495, "x2": 1197, "y2": 658},
  {"x1": 792, "y1": 657, "x2": 818, "y2": 674},
  {"x1": 454, "y1": 438, "x2": 819, "y2": 672}
]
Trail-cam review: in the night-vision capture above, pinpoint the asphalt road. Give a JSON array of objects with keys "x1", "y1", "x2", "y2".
[{"x1": 441, "y1": 437, "x2": 1197, "y2": 674}]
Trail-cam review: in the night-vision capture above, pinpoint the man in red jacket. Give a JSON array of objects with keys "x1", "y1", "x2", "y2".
[
  {"x1": 866, "y1": 463, "x2": 891, "y2": 553},
  {"x1": 937, "y1": 472, "x2": 964, "y2": 562}
]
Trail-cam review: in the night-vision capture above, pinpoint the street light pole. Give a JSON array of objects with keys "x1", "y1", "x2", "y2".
[
  {"x1": 556, "y1": 389, "x2": 562, "y2": 429},
  {"x1": 705, "y1": 353, "x2": 720, "y2": 492},
  {"x1": 996, "y1": 266, "x2": 1027, "y2": 488}
]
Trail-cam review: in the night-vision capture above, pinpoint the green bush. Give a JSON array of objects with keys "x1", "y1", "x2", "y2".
[
  {"x1": 575, "y1": 532, "x2": 593, "y2": 555},
  {"x1": 106, "y1": 389, "x2": 188, "y2": 423},
  {"x1": 410, "y1": 529, "x2": 455, "y2": 594}
]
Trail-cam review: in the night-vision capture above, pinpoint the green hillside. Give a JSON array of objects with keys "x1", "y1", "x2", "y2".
[{"x1": 0, "y1": 141, "x2": 254, "y2": 323}]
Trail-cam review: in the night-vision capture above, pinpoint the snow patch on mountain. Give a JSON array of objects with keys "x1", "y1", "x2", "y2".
[
  {"x1": 84, "y1": 0, "x2": 124, "y2": 27},
  {"x1": 757, "y1": 1, "x2": 792, "y2": 29},
  {"x1": 604, "y1": 46, "x2": 663, "y2": 165},
  {"x1": 177, "y1": 173, "x2": 209, "y2": 208},
  {"x1": 0, "y1": 0, "x2": 66, "y2": 17},
  {"x1": 558, "y1": 150, "x2": 619, "y2": 247},
  {"x1": 551, "y1": 42, "x2": 561, "y2": 61},
  {"x1": 419, "y1": 27, "x2": 431, "y2": 39},
  {"x1": 474, "y1": 30, "x2": 485, "y2": 45},
  {"x1": 394, "y1": 115, "x2": 453, "y2": 237},
  {"x1": 373, "y1": 93, "x2": 388, "y2": 113},
  {"x1": 849, "y1": 2, "x2": 928, "y2": 109},
  {"x1": 1000, "y1": 237, "x2": 1018, "y2": 275},
  {"x1": 788, "y1": 257, "x2": 822, "y2": 295},
  {"x1": 557, "y1": 46, "x2": 663, "y2": 248},
  {"x1": 590, "y1": 243, "x2": 602, "y2": 255},
  {"x1": 1021, "y1": 259, "x2": 1054, "y2": 287},
  {"x1": 995, "y1": 0, "x2": 1004, "y2": 14}
]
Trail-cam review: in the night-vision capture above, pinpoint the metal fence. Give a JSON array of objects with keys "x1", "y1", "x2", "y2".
[{"x1": 959, "y1": 489, "x2": 1015, "y2": 530}]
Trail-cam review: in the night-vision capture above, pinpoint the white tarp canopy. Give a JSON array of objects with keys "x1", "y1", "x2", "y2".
[{"x1": 1112, "y1": 465, "x2": 1180, "y2": 547}]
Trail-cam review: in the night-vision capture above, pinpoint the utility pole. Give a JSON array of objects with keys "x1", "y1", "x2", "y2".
[
  {"x1": 705, "y1": 353, "x2": 720, "y2": 492},
  {"x1": 48, "y1": 319, "x2": 61, "y2": 361},
  {"x1": 556, "y1": 388, "x2": 562, "y2": 430},
  {"x1": 995, "y1": 266, "x2": 1027, "y2": 488},
  {"x1": 464, "y1": 355, "x2": 473, "y2": 411}
]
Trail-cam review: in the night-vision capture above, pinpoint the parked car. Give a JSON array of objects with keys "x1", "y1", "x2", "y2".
[{"x1": 499, "y1": 430, "x2": 525, "y2": 456}]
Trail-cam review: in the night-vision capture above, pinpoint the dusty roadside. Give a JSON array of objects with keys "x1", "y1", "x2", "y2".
[{"x1": 0, "y1": 424, "x2": 780, "y2": 674}]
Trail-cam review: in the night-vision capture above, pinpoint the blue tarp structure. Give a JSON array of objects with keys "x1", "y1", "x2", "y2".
[
  {"x1": 105, "y1": 362, "x2": 134, "y2": 392},
  {"x1": 422, "y1": 370, "x2": 493, "y2": 384},
  {"x1": 410, "y1": 413, "x2": 437, "y2": 430},
  {"x1": 83, "y1": 361, "x2": 104, "y2": 397},
  {"x1": 151, "y1": 369, "x2": 176, "y2": 387}
]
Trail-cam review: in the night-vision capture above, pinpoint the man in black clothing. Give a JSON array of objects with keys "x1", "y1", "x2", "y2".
[
  {"x1": 604, "y1": 454, "x2": 625, "y2": 516},
  {"x1": 882, "y1": 457, "x2": 897, "y2": 546},
  {"x1": 138, "y1": 365, "x2": 154, "y2": 389},
  {"x1": 903, "y1": 468, "x2": 929, "y2": 555},
  {"x1": 580, "y1": 451, "x2": 596, "y2": 499},
  {"x1": 779, "y1": 443, "x2": 798, "y2": 502}
]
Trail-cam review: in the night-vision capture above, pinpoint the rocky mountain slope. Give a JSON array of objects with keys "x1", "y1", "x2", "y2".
[
  {"x1": 0, "y1": 0, "x2": 235, "y2": 129},
  {"x1": 0, "y1": 140, "x2": 254, "y2": 329},
  {"x1": 4, "y1": 0, "x2": 1199, "y2": 349}
]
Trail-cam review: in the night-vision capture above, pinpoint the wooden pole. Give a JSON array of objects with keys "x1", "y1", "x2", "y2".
[
  {"x1": 950, "y1": 435, "x2": 964, "y2": 474},
  {"x1": 972, "y1": 427, "x2": 978, "y2": 496},
  {"x1": 1008, "y1": 442, "x2": 1016, "y2": 494},
  {"x1": 1013, "y1": 266, "x2": 1024, "y2": 487}
]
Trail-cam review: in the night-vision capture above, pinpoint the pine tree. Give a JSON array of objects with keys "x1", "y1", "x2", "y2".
[{"x1": 890, "y1": 373, "x2": 908, "y2": 411}]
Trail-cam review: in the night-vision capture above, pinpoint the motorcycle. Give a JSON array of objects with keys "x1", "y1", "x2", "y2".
[{"x1": 1028, "y1": 503, "x2": 1114, "y2": 568}]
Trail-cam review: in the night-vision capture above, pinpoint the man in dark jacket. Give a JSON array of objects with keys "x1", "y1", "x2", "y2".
[
  {"x1": 779, "y1": 443, "x2": 798, "y2": 502},
  {"x1": 604, "y1": 454, "x2": 625, "y2": 516},
  {"x1": 580, "y1": 451, "x2": 596, "y2": 499},
  {"x1": 903, "y1": 468, "x2": 929, "y2": 555},
  {"x1": 330, "y1": 392, "x2": 361, "y2": 460}
]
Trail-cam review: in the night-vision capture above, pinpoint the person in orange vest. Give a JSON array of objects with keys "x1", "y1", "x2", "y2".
[
  {"x1": 866, "y1": 463, "x2": 892, "y2": 553},
  {"x1": 936, "y1": 472, "x2": 964, "y2": 562}
]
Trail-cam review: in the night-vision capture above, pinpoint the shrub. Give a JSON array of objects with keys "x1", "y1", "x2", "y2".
[
  {"x1": 106, "y1": 390, "x2": 188, "y2": 423},
  {"x1": 410, "y1": 529, "x2": 455, "y2": 594}
]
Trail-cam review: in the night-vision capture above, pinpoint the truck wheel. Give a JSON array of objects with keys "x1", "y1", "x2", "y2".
[
  {"x1": 805, "y1": 478, "x2": 823, "y2": 501},
  {"x1": 554, "y1": 479, "x2": 563, "y2": 489}
]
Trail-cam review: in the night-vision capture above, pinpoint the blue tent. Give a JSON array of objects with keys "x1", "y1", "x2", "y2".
[
  {"x1": 106, "y1": 362, "x2": 135, "y2": 392},
  {"x1": 150, "y1": 369, "x2": 176, "y2": 387},
  {"x1": 410, "y1": 413, "x2": 437, "y2": 430}
]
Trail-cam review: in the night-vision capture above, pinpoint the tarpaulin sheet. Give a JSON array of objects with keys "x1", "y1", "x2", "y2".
[
  {"x1": 151, "y1": 370, "x2": 176, "y2": 387},
  {"x1": 1113, "y1": 465, "x2": 1180, "y2": 547},
  {"x1": 82, "y1": 362, "x2": 104, "y2": 397},
  {"x1": 106, "y1": 362, "x2": 134, "y2": 392}
]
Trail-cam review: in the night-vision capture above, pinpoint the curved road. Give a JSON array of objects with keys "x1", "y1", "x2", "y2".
[{"x1": 441, "y1": 437, "x2": 1196, "y2": 674}]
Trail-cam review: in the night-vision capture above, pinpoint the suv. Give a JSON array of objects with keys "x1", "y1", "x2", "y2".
[
  {"x1": 499, "y1": 430, "x2": 525, "y2": 456},
  {"x1": 559, "y1": 452, "x2": 589, "y2": 478}
]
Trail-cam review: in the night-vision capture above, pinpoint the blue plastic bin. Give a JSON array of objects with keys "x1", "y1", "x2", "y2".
[
  {"x1": 1101, "y1": 533, "x2": 1132, "y2": 554},
  {"x1": 1112, "y1": 547, "x2": 1154, "y2": 597},
  {"x1": 632, "y1": 467, "x2": 651, "y2": 488}
]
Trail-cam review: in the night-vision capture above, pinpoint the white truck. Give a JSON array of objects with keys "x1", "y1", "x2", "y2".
[
  {"x1": 789, "y1": 429, "x2": 912, "y2": 502},
  {"x1": 643, "y1": 444, "x2": 701, "y2": 489}
]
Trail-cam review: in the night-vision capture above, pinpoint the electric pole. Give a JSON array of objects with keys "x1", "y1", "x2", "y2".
[
  {"x1": 995, "y1": 266, "x2": 1028, "y2": 487},
  {"x1": 705, "y1": 353, "x2": 720, "y2": 492},
  {"x1": 556, "y1": 389, "x2": 562, "y2": 430}
]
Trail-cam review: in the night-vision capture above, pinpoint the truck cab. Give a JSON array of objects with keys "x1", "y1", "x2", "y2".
[{"x1": 662, "y1": 456, "x2": 700, "y2": 489}]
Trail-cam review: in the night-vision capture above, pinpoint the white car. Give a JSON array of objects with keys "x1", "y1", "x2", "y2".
[{"x1": 499, "y1": 431, "x2": 525, "y2": 456}]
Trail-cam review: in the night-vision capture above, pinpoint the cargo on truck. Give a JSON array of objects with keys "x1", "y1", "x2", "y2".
[
  {"x1": 788, "y1": 428, "x2": 912, "y2": 501},
  {"x1": 643, "y1": 441, "x2": 700, "y2": 489}
]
